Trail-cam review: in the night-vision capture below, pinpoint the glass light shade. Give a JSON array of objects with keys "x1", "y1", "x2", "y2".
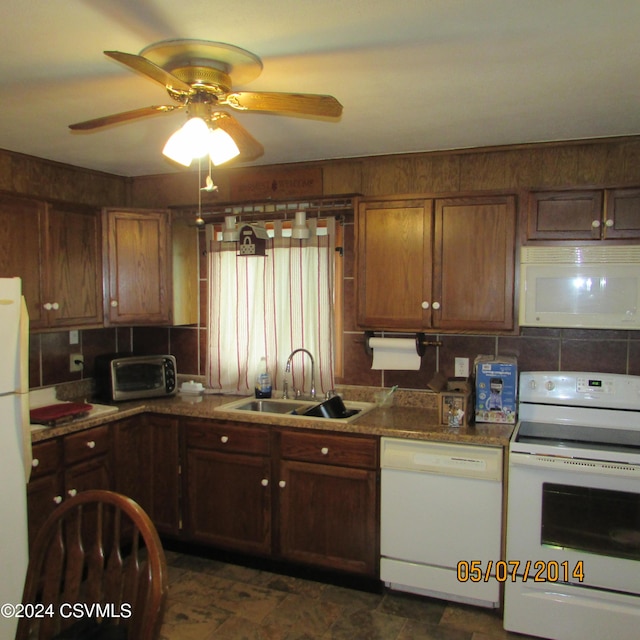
[
  {"x1": 222, "y1": 215, "x2": 239, "y2": 241},
  {"x1": 291, "y1": 211, "x2": 310, "y2": 239},
  {"x1": 162, "y1": 117, "x2": 210, "y2": 166},
  {"x1": 209, "y1": 128, "x2": 240, "y2": 165}
]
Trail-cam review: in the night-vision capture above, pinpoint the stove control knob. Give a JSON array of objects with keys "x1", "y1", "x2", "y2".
[
  {"x1": 528, "y1": 379, "x2": 537, "y2": 390},
  {"x1": 545, "y1": 381, "x2": 555, "y2": 391}
]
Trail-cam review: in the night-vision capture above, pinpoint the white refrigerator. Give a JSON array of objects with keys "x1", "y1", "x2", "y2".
[{"x1": 0, "y1": 277, "x2": 31, "y2": 639}]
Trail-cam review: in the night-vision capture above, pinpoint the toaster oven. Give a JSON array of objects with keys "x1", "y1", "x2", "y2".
[{"x1": 94, "y1": 354, "x2": 177, "y2": 402}]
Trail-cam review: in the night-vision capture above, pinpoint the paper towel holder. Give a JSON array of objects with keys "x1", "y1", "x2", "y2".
[{"x1": 363, "y1": 331, "x2": 441, "y2": 358}]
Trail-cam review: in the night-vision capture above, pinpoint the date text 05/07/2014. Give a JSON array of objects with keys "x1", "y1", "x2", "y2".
[{"x1": 456, "y1": 560, "x2": 585, "y2": 583}]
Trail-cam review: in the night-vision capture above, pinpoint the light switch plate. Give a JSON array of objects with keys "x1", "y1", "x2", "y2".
[{"x1": 454, "y1": 357, "x2": 469, "y2": 378}]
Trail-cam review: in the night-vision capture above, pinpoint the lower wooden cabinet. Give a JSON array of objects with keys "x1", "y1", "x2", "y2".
[
  {"x1": 184, "y1": 419, "x2": 272, "y2": 555},
  {"x1": 27, "y1": 426, "x2": 111, "y2": 548},
  {"x1": 112, "y1": 414, "x2": 181, "y2": 536},
  {"x1": 29, "y1": 415, "x2": 380, "y2": 579},
  {"x1": 183, "y1": 419, "x2": 379, "y2": 577},
  {"x1": 277, "y1": 429, "x2": 379, "y2": 577},
  {"x1": 27, "y1": 439, "x2": 63, "y2": 549}
]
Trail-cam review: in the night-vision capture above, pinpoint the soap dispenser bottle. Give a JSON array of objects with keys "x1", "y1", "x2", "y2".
[{"x1": 255, "y1": 357, "x2": 272, "y2": 398}]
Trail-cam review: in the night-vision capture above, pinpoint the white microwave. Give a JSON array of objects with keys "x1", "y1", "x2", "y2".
[{"x1": 519, "y1": 245, "x2": 640, "y2": 330}]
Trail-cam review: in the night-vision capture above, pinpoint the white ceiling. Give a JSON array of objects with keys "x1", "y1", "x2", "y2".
[{"x1": 1, "y1": 0, "x2": 639, "y2": 177}]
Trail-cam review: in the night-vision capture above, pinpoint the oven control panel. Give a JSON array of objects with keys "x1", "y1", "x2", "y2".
[
  {"x1": 520, "y1": 371, "x2": 640, "y2": 410},
  {"x1": 576, "y1": 376, "x2": 615, "y2": 394}
]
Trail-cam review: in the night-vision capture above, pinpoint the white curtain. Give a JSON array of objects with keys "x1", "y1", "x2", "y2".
[{"x1": 206, "y1": 217, "x2": 336, "y2": 396}]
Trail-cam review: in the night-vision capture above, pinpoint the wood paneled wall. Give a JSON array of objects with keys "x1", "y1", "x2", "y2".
[
  {"x1": 0, "y1": 149, "x2": 129, "y2": 207},
  {"x1": 4, "y1": 136, "x2": 639, "y2": 208},
  {"x1": 129, "y1": 137, "x2": 640, "y2": 208}
]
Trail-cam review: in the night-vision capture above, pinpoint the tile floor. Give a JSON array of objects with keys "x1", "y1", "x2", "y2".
[{"x1": 160, "y1": 551, "x2": 537, "y2": 640}]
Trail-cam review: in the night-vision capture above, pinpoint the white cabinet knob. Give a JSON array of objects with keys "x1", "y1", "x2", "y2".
[
  {"x1": 321, "y1": 447, "x2": 329, "y2": 455},
  {"x1": 278, "y1": 480, "x2": 286, "y2": 489},
  {"x1": 52, "y1": 302, "x2": 59, "y2": 310},
  {"x1": 220, "y1": 435, "x2": 229, "y2": 443},
  {"x1": 32, "y1": 458, "x2": 40, "y2": 468},
  {"x1": 432, "y1": 301, "x2": 441, "y2": 310},
  {"x1": 110, "y1": 300, "x2": 118, "y2": 307},
  {"x1": 68, "y1": 489, "x2": 77, "y2": 497},
  {"x1": 86, "y1": 440, "x2": 96, "y2": 449},
  {"x1": 53, "y1": 495, "x2": 63, "y2": 505},
  {"x1": 43, "y1": 303, "x2": 52, "y2": 311},
  {"x1": 605, "y1": 219, "x2": 614, "y2": 227},
  {"x1": 261, "y1": 478, "x2": 269, "y2": 487},
  {"x1": 592, "y1": 219, "x2": 601, "y2": 228},
  {"x1": 421, "y1": 301, "x2": 430, "y2": 309}
]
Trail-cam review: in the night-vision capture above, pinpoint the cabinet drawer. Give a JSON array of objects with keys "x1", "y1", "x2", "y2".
[
  {"x1": 63, "y1": 426, "x2": 110, "y2": 464},
  {"x1": 186, "y1": 420, "x2": 270, "y2": 455},
  {"x1": 30, "y1": 439, "x2": 61, "y2": 479},
  {"x1": 279, "y1": 430, "x2": 378, "y2": 469}
]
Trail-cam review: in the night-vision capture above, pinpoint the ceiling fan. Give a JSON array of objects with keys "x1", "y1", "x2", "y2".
[{"x1": 69, "y1": 39, "x2": 343, "y2": 163}]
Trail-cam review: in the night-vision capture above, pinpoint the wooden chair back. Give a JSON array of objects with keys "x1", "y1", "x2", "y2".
[{"x1": 16, "y1": 490, "x2": 168, "y2": 640}]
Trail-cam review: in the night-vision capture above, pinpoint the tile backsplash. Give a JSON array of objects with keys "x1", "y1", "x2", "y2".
[{"x1": 30, "y1": 324, "x2": 640, "y2": 392}]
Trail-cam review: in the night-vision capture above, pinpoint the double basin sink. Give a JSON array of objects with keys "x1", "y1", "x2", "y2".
[{"x1": 215, "y1": 396, "x2": 375, "y2": 423}]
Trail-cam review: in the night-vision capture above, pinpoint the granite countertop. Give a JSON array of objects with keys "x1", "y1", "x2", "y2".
[{"x1": 31, "y1": 391, "x2": 514, "y2": 447}]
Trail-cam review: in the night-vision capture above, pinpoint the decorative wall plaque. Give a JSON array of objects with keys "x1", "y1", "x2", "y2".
[{"x1": 230, "y1": 167, "x2": 323, "y2": 201}]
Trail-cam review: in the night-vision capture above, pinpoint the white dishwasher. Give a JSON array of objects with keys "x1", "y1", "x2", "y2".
[{"x1": 380, "y1": 437, "x2": 503, "y2": 608}]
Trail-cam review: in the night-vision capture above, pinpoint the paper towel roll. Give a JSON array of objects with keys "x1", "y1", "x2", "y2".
[{"x1": 369, "y1": 337, "x2": 421, "y2": 370}]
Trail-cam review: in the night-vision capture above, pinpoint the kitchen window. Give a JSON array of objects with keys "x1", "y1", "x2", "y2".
[{"x1": 205, "y1": 218, "x2": 337, "y2": 395}]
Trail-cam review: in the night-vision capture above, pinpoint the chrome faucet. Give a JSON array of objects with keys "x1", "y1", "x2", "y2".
[{"x1": 282, "y1": 348, "x2": 316, "y2": 399}]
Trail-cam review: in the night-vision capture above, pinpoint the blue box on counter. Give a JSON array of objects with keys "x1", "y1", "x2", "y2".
[{"x1": 474, "y1": 355, "x2": 518, "y2": 424}]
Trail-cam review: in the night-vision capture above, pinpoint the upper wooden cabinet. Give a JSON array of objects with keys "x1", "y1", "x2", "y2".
[
  {"x1": 356, "y1": 198, "x2": 433, "y2": 330},
  {"x1": 526, "y1": 187, "x2": 640, "y2": 241},
  {"x1": 0, "y1": 194, "x2": 103, "y2": 329},
  {"x1": 356, "y1": 194, "x2": 516, "y2": 332},
  {"x1": 103, "y1": 208, "x2": 172, "y2": 325}
]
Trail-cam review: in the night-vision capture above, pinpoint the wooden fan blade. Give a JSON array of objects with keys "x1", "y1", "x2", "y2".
[
  {"x1": 69, "y1": 105, "x2": 182, "y2": 130},
  {"x1": 220, "y1": 92, "x2": 343, "y2": 118},
  {"x1": 104, "y1": 50, "x2": 193, "y2": 94},
  {"x1": 212, "y1": 113, "x2": 264, "y2": 161}
]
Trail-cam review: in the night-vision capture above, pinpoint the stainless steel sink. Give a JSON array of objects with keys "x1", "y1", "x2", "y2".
[
  {"x1": 215, "y1": 396, "x2": 375, "y2": 422},
  {"x1": 231, "y1": 399, "x2": 315, "y2": 414}
]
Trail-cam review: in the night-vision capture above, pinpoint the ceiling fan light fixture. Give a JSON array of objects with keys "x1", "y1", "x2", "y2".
[
  {"x1": 208, "y1": 127, "x2": 240, "y2": 166},
  {"x1": 162, "y1": 116, "x2": 210, "y2": 166}
]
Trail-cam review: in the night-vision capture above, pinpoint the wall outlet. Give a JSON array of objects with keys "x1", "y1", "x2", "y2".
[
  {"x1": 70, "y1": 353, "x2": 84, "y2": 373},
  {"x1": 454, "y1": 357, "x2": 470, "y2": 378}
]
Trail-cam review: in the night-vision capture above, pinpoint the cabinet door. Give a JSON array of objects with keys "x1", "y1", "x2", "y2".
[
  {"x1": 186, "y1": 448, "x2": 271, "y2": 555},
  {"x1": 526, "y1": 190, "x2": 603, "y2": 240},
  {"x1": 112, "y1": 414, "x2": 181, "y2": 536},
  {"x1": 0, "y1": 195, "x2": 45, "y2": 327},
  {"x1": 45, "y1": 204, "x2": 103, "y2": 327},
  {"x1": 277, "y1": 459, "x2": 378, "y2": 576},
  {"x1": 63, "y1": 455, "x2": 111, "y2": 499},
  {"x1": 148, "y1": 414, "x2": 181, "y2": 535},
  {"x1": 27, "y1": 440, "x2": 63, "y2": 548},
  {"x1": 604, "y1": 188, "x2": 640, "y2": 239},
  {"x1": 434, "y1": 196, "x2": 516, "y2": 331},
  {"x1": 103, "y1": 209, "x2": 171, "y2": 325},
  {"x1": 112, "y1": 417, "x2": 152, "y2": 514},
  {"x1": 357, "y1": 199, "x2": 433, "y2": 330}
]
